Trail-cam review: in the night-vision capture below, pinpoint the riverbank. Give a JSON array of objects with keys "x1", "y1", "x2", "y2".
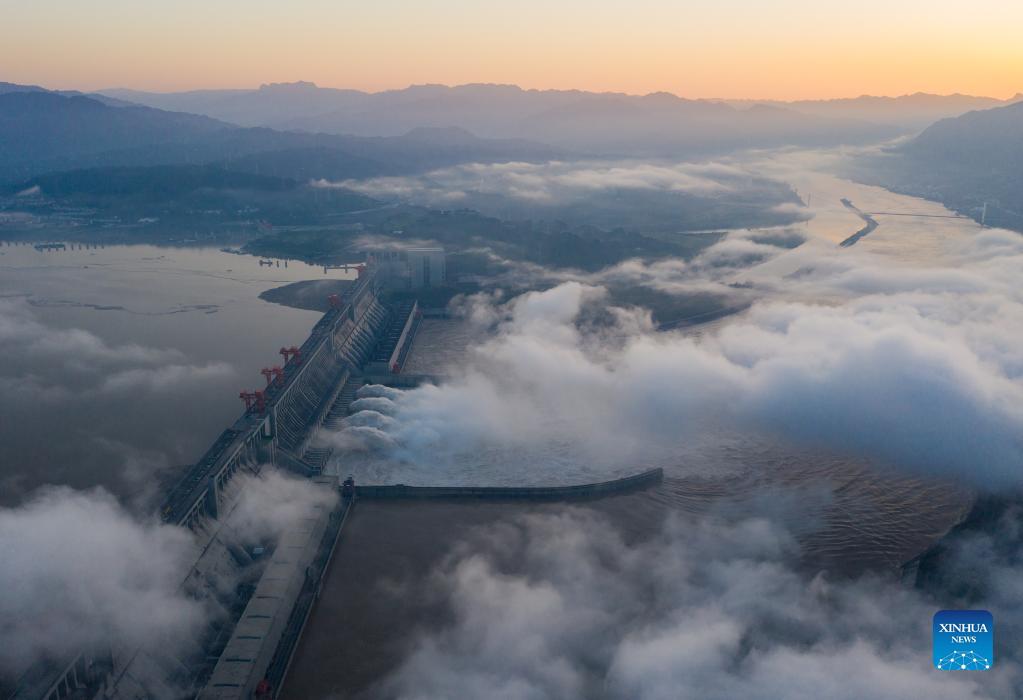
[{"x1": 259, "y1": 279, "x2": 355, "y2": 312}]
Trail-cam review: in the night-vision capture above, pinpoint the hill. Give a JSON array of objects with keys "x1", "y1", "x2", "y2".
[
  {"x1": 854, "y1": 101, "x2": 1023, "y2": 230},
  {"x1": 0, "y1": 90, "x2": 562, "y2": 184},
  {"x1": 0, "y1": 91, "x2": 232, "y2": 182},
  {"x1": 100, "y1": 81, "x2": 899, "y2": 154},
  {"x1": 724, "y1": 92, "x2": 1020, "y2": 131}
]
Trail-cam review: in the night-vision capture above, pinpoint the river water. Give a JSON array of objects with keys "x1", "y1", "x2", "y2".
[
  {"x1": 0, "y1": 243, "x2": 354, "y2": 507},
  {"x1": 334, "y1": 149, "x2": 997, "y2": 573},
  {"x1": 0, "y1": 150, "x2": 998, "y2": 569}
]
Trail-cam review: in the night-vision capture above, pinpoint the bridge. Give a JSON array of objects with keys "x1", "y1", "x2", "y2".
[{"x1": 867, "y1": 211, "x2": 967, "y2": 219}]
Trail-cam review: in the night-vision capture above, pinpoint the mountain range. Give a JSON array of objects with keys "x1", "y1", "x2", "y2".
[
  {"x1": 100, "y1": 81, "x2": 905, "y2": 154},
  {"x1": 856, "y1": 100, "x2": 1023, "y2": 230},
  {"x1": 0, "y1": 88, "x2": 561, "y2": 185},
  {"x1": 5, "y1": 79, "x2": 1022, "y2": 235},
  {"x1": 723, "y1": 92, "x2": 1021, "y2": 130}
]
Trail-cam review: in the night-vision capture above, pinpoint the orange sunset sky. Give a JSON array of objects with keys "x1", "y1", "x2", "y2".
[{"x1": 2, "y1": 0, "x2": 1021, "y2": 99}]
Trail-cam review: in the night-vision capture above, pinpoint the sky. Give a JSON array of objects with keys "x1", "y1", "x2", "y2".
[{"x1": 2, "y1": 0, "x2": 1022, "y2": 99}]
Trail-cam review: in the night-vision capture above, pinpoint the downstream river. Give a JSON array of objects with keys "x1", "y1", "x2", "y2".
[{"x1": 342, "y1": 150, "x2": 997, "y2": 574}]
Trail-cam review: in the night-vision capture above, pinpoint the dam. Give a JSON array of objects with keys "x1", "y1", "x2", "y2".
[{"x1": 15, "y1": 261, "x2": 661, "y2": 700}]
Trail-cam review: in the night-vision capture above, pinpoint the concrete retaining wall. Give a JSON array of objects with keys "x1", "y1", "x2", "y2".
[
  {"x1": 387, "y1": 300, "x2": 419, "y2": 371},
  {"x1": 355, "y1": 468, "x2": 663, "y2": 500}
]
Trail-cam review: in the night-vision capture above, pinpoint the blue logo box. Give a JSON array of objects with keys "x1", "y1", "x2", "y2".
[{"x1": 933, "y1": 610, "x2": 993, "y2": 670}]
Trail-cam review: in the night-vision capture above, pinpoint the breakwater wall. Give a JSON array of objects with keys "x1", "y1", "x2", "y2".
[
  {"x1": 355, "y1": 468, "x2": 664, "y2": 500},
  {"x1": 839, "y1": 197, "x2": 879, "y2": 247}
]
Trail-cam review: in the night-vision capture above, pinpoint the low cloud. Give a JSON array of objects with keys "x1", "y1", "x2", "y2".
[
  {"x1": 0, "y1": 487, "x2": 203, "y2": 673},
  {"x1": 317, "y1": 160, "x2": 738, "y2": 204},
  {"x1": 0, "y1": 468, "x2": 334, "y2": 680},
  {"x1": 226, "y1": 469, "x2": 338, "y2": 546},
  {"x1": 0, "y1": 299, "x2": 241, "y2": 504},
  {"x1": 328, "y1": 222, "x2": 1023, "y2": 488},
  {"x1": 0, "y1": 299, "x2": 236, "y2": 400},
  {"x1": 100, "y1": 361, "x2": 234, "y2": 394},
  {"x1": 314, "y1": 158, "x2": 805, "y2": 232},
  {"x1": 382, "y1": 510, "x2": 1016, "y2": 699}
]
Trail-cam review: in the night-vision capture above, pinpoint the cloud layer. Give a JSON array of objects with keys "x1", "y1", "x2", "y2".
[
  {"x1": 324, "y1": 160, "x2": 742, "y2": 203},
  {"x1": 382, "y1": 509, "x2": 1019, "y2": 700},
  {"x1": 329, "y1": 224, "x2": 1023, "y2": 489},
  {"x1": 0, "y1": 299, "x2": 238, "y2": 506},
  {"x1": 315, "y1": 158, "x2": 805, "y2": 230},
  {"x1": 0, "y1": 299, "x2": 234, "y2": 401},
  {"x1": 0, "y1": 486, "x2": 203, "y2": 673},
  {"x1": 0, "y1": 468, "x2": 335, "y2": 679}
]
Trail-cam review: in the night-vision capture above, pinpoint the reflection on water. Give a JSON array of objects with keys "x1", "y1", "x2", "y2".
[
  {"x1": 0, "y1": 242, "x2": 354, "y2": 506},
  {"x1": 755, "y1": 149, "x2": 986, "y2": 261}
]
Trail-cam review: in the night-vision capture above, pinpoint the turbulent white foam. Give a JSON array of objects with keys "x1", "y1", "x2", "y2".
[
  {"x1": 334, "y1": 425, "x2": 398, "y2": 451},
  {"x1": 349, "y1": 396, "x2": 398, "y2": 415},
  {"x1": 343, "y1": 409, "x2": 398, "y2": 431},
  {"x1": 357, "y1": 383, "x2": 404, "y2": 400},
  {"x1": 326, "y1": 224, "x2": 1023, "y2": 492}
]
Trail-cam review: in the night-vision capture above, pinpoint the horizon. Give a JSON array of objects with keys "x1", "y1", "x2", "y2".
[
  {"x1": 11, "y1": 77, "x2": 1023, "y2": 103},
  {"x1": 4, "y1": 0, "x2": 1023, "y2": 100}
]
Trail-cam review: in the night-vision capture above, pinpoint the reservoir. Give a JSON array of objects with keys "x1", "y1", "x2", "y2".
[{"x1": 0, "y1": 243, "x2": 353, "y2": 506}]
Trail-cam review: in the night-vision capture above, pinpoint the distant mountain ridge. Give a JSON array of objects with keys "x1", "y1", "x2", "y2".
[
  {"x1": 856, "y1": 100, "x2": 1023, "y2": 231},
  {"x1": 0, "y1": 91, "x2": 231, "y2": 182},
  {"x1": 902, "y1": 100, "x2": 1023, "y2": 167},
  {"x1": 0, "y1": 88, "x2": 562, "y2": 184},
  {"x1": 0, "y1": 80, "x2": 133, "y2": 106},
  {"x1": 723, "y1": 92, "x2": 1021, "y2": 130},
  {"x1": 98, "y1": 82, "x2": 1021, "y2": 145},
  {"x1": 99, "y1": 81, "x2": 903, "y2": 154}
]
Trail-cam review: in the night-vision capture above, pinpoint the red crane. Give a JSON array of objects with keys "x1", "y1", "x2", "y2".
[
  {"x1": 260, "y1": 366, "x2": 285, "y2": 385},
  {"x1": 279, "y1": 346, "x2": 302, "y2": 365},
  {"x1": 239, "y1": 390, "x2": 267, "y2": 414}
]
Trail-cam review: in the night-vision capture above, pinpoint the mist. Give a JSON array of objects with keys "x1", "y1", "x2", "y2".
[
  {"x1": 0, "y1": 468, "x2": 335, "y2": 680},
  {"x1": 314, "y1": 159, "x2": 806, "y2": 232},
  {"x1": 380, "y1": 508, "x2": 1020, "y2": 700},
  {"x1": 328, "y1": 222, "x2": 1023, "y2": 489},
  {"x1": 0, "y1": 298, "x2": 240, "y2": 507},
  {"x1": 0, "y1": 486, "x2": 202, "y2": 674}
]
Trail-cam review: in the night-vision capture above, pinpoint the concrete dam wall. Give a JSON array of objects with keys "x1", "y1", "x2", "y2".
[{"x1": 160, "y1": 267, "x2": 388, "y2": 529}]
